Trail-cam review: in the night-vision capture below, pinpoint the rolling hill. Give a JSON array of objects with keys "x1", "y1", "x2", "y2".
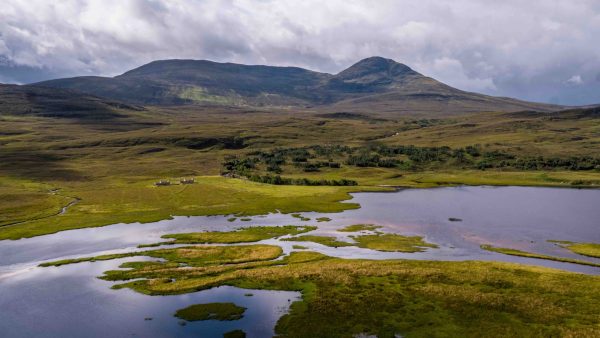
[
  {"x1": 35, "y1": 56, "x2": 563, "y2": 113},
  {"x1": 0, "y1": 84, "x2": 143, "y2": 120}
]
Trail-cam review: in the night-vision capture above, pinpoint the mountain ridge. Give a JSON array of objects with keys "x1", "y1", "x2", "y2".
[{"x1": 34, "y1": 56, "x2": 564, "y2": 114}]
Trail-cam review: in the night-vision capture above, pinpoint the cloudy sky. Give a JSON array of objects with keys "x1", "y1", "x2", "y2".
[{"x1": 1, "y1": 0, "x2": 600, "y2": 105}]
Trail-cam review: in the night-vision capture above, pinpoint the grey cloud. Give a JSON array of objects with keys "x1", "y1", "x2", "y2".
[{"x1": 0, "y1": 0, "x2": 599, "y2": 105}]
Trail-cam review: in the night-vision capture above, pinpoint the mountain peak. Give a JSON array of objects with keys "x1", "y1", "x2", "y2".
[{"x1": 329, "y1": 56, "x2": 420, "y2": 90}]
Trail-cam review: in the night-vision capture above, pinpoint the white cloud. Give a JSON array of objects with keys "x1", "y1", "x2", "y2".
[
  {"x1": 566, "y1": 75, "x2": 583, "y2": 85},
  {"x1": 430, "y1": 57, "x2": 496, "y2": 92},
  {"x1": 0, "y1": 0, "x2": 599, "y2": 104}
]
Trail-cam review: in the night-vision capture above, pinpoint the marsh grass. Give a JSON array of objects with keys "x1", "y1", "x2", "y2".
[
  {"x1": 91, "y1": 246, "x2": 600, "y2": 338},
  {"x1": 160, "y1": 225, "x2": 317, "y2": 244},
  {"x1": 291, "y1": 214, "x2": 311, "y2": 221},
  {"x1": 282, "y1": 235, "x2": 354, "y2": 248},
  {"x1": 40, "y1": 244, "x2": 283, "y2": 267},
  {"x1": 338, "y1": 224, "x2": 382, "y2": 232},
  {"x1": 174, "y1": 302, "x2": 246, "y2": 321},
  {"x1": 352, "y1": 233, "x2": 438, "y2": 252}
]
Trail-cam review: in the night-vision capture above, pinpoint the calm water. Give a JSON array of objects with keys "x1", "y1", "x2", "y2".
[{"x1": 0, "y1": 186, "x2": 599, "y2": 337}]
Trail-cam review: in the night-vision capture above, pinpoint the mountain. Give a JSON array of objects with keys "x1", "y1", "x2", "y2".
[
  {"x1": 0, "y1": 84, "x2": 142, "y2": 120},
  {"x1": 35, "y1": 56, "x2": 563, "y2": 113}
]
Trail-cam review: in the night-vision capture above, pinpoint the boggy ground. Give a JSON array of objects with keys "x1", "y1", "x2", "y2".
[
  {"x1": 1, "y1": 106, "x2": 600, "y2": 239},
  {"x1": 37, "y1": 226, "x2": 600, "y2": 338},
  {"x1": 40, "y1": 242, "x2": 600, "y2": 338}
]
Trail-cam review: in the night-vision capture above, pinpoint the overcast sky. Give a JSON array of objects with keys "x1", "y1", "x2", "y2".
[{"x1": 1, "y1": 0, "x2": 600, "y2": 105}]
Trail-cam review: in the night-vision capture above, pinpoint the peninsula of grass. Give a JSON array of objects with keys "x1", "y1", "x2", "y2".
[
  {"x1": 174, "y1": 302, "x2": 246, "y2": 321},
  {"x1": 160, "y1": 225, "x2": 317, "y2": 244},
  {"x1": 282, "y1": 235, "x2": 354, "y2": 248},
  {"x1": 40, "y1": 244, "x2": 282, "y2": 267},
  {"x1": 39, "y1": 252, "x2": 137, "y2": 267},
  {"x1": 95, "y1": 247, "x2": 600, "y2": 338},
  {"x1": 548, "y1": 240, "x2": 600, "y2": 258},
  {"x1": 352, "y1": 233, "x2": 438, "y2": 252},
  {"x1": 338, "y1": 224, "x2": 382, "y2": 232},
  {"x1": 481, "y1": 244, "x2": 600, "y2": 267}
]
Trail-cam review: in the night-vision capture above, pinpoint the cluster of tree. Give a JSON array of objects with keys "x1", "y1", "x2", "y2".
[
  {"x1": 294, "y1": 161, "x2": 341, "y2": 172},
  {"x1": 346, "y1": 153, "x2": 400, "y2": 167},
  {"x1": 248, "y1": 174, "x2": 357, "y2": 186},
  {"x1": 227, "y1": 144, "x2": 600, "y2": 175},
  {"x1": 372, "y1": 145, "x2": 453, "y2": 163},
  {"x1": 477, "y1": 156, "x2": 600, "y2": 171},
  {"x1": 222, "y1": 157, "x2": 257, "y2": 176}
]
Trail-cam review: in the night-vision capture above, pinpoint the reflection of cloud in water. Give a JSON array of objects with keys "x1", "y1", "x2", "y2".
[{"x1": 0, "y1": 257, "x2": 299, "y2": 338}]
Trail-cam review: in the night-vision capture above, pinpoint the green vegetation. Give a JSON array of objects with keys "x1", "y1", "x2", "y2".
[
  {"x1": 174, "y1": 302, "x2": 246, "y2": 321},
  {"x1": 352, "y1": 233, "x2": 438, "y2": 252},
  {"x1": 0, "y1": 176, "x2": 366, "y2": 240},
  {"x1": 292, "y1": 245, "x2": 308, "y2": 250},
  {"x1": 481, "y1": 244, "x2": 600, "y2": 267},
  {"x1": 39, "y1": 252, "x2": 137, "y2": 267},
  {"x1": 223, "y1": 144, "x2": 600, "y2": 181},
  {"x1": 40, "y1": 244, "x2": 282, "y2": 267},
  {"x1": 89, "y1": 244, "x2": 600, "y2": 338},
  {"x1": 290, "y1": 214, "x2": 311, "y2": 221},
  {"x1": 160, "y1": 226, "x2": 316, "y2": 244},
  {"x1": 338, "y1": 224, "x2": 382, "y2": 232},
  {"x1": 316, "y1": 217, "x2": 331, "y2": 222},
  {"x1": 247, "y1": 174, "x2": 358, "y2": 187},
  {"x1": 549, "y1": 240, "x2": 600, "y2": 258},
  {"x1": 2, "y1": 99, "x2": 600, "y2": 240},
  {"x1": 282, "y1": 235, "x2": 354, "y2": 248}
]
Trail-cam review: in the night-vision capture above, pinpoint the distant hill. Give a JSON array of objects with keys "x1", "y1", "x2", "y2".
[
  {"x1": 0, "y1": 84, "x2": 142, "y2": 120},
  {"x1": 35, "y1": 56, "x2": 563, "y2": 113}
]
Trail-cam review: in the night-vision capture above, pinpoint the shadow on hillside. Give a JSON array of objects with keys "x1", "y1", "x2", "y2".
[{"x1": 0, "y1": 150, "x2": 87, "y2": 181}]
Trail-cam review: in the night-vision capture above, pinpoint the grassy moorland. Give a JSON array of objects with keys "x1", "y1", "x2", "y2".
[
  {"x1": 1, "y1": 104, "x2": 599, "y2": 239},
  {"x1": 40, "y1": 242, "x2": 599, "y2": 337}
]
